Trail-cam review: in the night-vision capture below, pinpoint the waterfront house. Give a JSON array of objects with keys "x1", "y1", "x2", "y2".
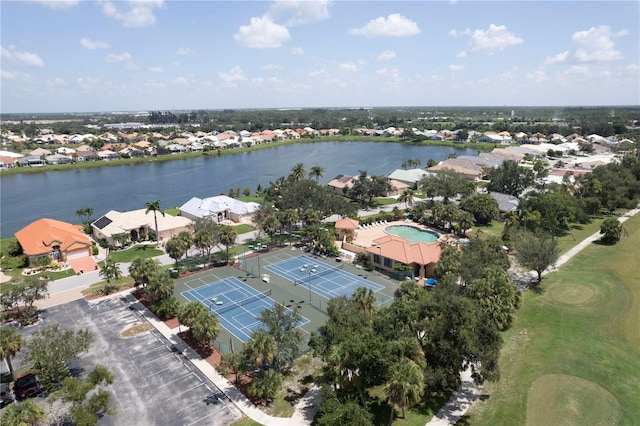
[
  {"x1": 15, "y1": 218, "x2": 93, "y2": 267},
  {"x1": 387, "y1": 168, "x2": 433, "y2": 189},
  {"x1": 92, "y1": 209, "x2": 193, "y2": 245},
  {"x1": 17, "y1": 156, "x2": 45, "y2": 167},
  {"x1": 45, "y1": 154, "x2": 72, "y2": 165},
  {"x1": 179, "y1": 195, "x2": 260, "y2": 223}
]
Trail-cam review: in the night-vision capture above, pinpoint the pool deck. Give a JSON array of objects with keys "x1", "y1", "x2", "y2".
[{"x1": 352, "y1": 219, "x2": 445, "y2": 248}]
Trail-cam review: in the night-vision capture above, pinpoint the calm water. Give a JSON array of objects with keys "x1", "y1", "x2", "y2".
[
  {"x1": 0, "y1": 142, "x2": 476, "y2": 237},
  {"x1": 386, "y1": 225, "x2": 440, "y2": 244}
]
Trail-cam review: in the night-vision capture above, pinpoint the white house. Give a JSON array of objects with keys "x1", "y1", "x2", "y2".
[{"x1": 179, "y1": 195, "x2": 260, "y2": 223}]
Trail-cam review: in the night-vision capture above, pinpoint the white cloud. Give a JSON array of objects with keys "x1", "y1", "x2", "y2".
[
  {"x1": 459, "y1": 24, "x2": 523, "y2": 56},
  {"x1": 1, "y1": 69, "x2": 32, "y2": 80},
  {"x1": 448, "y1": 28, "x2": 471, "y2": 37},
  {"x1": 572, "y1": 26, "x2": 623, "y2": 62},
  {"x1": 268, "y1": 0, "x2": 331, "y2": 26},
  {"x1": 148, "y1": 66, "x2": 163, "y2": 73},
  {"x1": 376, "y1": 50, "x2": 396, "y2": 61},
  {"x1": 448, "y1": 64, "x2": 464, "y2": 72},
  {"x1": 250, "y1": 76, "x2": 284, "y2": 87},
  {"x1": 526, "y1": 70, "x2": 548, "y2": 83},
  {"x1": 545, "y1": 51, "x2": 569, "y2": 64},
  {"x1": 308, "y1": 69, "x2": 327, "y2": 78},
  {"x1": 47, "y1": 77, "x2": 66, "y2": 87},
  {"x1": 176, "y1": 47, "x2": 194, "y2": 56},
  {"x1": 105, "y1": 52, "x2": 138, "y2": 69},
  {"x1": 261, "y1": 64, "x2": 284, "y2": 71},
  {"x1": 340, "y1": 63, "x2": 359, "y2": 72},
  {"x1": 171, "y1": 77, "x2": 189, "y2": 85},
  {"x1": 291, "y1": 47, "x2": 304, "y2": 55},
  {"x1": 101, "y1": 0, "x2": 165, "y2": 29},
  {"x1": 80, "y1": 37, "x2": 110, "y2": 50},
  {"x1": 349, "y1": 14, "x2": 420, "y2": 38},
  {"x1": 77, "y1": 77, "x2": 102, "y2": 90},
  {"x1": 30, "y1": 0, "x2": 79, "y2": 10},
  {"x1": 376, "y1": 67, "x2": 399, "y2": 77},
  {"x1": 1, "y1": 46, "x2": 45, "y2": 67},
  {"x1": 219, "y1": 66, "x2": 247, "y2": 84},
  {"x1": 234, "y1": 16, "x2": 291, "y2": 49},
  {"x1": 105, "y1": 52, "x2": 133, "y2": 63}
]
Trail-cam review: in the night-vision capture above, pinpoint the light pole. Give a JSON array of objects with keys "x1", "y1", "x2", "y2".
[
  {"x1": 372, "y1": 244, "x2": 382, "y2": 269},
  {"x1": 302, "y1": 265, "x2": 315, "y2": 304}
]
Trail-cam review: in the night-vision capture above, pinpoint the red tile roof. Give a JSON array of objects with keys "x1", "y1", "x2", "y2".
[
  {"x1": 15, "y1": 219, "x2": 91, "y2": 257},
  {"x1": 335, "y1": 218, "x2": 359, "y2": 230},
  {"x1": 370, "y1": 234, "x2": 441, "y2": 265}
]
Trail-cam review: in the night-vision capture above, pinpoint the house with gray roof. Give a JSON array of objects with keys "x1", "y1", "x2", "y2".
[
  {"x1": 387, "y1": 169, "x2": 433, "y2": 188},
  {"x1": 489, "y1": 192, "x2": 520, "y2": 212},
  {"x1": 179, "y1": 195, "x2": 260, "y2": 223}
]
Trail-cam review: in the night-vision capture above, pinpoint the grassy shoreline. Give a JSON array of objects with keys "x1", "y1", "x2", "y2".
[{"x1": 0, "y1": 137, "x2": 497, "y2": 176}]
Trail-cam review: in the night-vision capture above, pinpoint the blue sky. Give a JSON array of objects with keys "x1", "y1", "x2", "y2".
[{"x1": 1, "y1": 0, "x2": 639, "y2": 113}]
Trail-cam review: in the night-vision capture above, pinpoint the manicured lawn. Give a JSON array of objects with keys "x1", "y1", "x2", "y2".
[
  {"x1": 228, "y1": 223, "x2": 254, "y2": 234},
  {"x1": 106, "y1": 244, "x2": 164, "y2": 263},
  {"x1": 372, "y1": 197, "x2": 400, "y2": 207},
  {"x1": 467, "y1": 213, "x2": 640, "y2": 425},
  {"x1": 163, "y1": 207, "x2": 180, "y2": 216}
]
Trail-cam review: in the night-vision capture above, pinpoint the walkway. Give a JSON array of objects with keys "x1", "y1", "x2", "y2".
[{"x1": 425, "y1": 205, "x2": 640, "y2": 425}]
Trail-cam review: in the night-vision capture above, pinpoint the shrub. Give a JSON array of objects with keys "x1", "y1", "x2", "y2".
[{"x1": 151, "y1": 297, "x2": 179, "y2": 320}]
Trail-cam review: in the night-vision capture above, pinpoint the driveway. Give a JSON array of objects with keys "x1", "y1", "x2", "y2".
[{"x1": 14, "y1": 297, "x2": 242, "y2": 426}]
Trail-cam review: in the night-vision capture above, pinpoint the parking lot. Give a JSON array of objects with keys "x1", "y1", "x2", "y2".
[{"x1": 13, "y1": 297, "x2": 242, "y2": 426}]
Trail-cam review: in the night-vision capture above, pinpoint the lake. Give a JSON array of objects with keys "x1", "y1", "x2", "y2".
[{"x1": 0, "y1": 141, "x2": 477, "y2": 237}]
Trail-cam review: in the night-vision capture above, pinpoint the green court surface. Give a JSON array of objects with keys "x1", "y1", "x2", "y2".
[{"x1": 174, "y1": 247, "x2": 399, "y2": 354}]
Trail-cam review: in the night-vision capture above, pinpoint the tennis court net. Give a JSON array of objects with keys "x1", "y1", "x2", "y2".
[{"x1": 212, "y1": 289, "x2": 272, "y2": 316}]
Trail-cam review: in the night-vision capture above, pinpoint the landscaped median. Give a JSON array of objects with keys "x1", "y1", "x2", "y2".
[{"x1": 467, "y1": 213, "x2": 640, "y2": 425}]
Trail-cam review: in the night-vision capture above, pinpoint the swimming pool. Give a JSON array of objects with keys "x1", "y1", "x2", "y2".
[{"x1": 385, "y1": 225, "x2": 440, "y2": 244}]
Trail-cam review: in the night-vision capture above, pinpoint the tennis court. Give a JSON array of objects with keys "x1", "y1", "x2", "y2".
[
  {"x1": 180, "y1": 277, "x2": 309, "y2": 343},
  {"x1": 265, "y1": 255, "x2": 384, "y2": 300}
]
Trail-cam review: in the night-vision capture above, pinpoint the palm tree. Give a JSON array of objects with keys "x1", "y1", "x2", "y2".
[
  {"x1": 176, "y1": 231, "x2": 193, "y2": 259},
  {"x1": 398, "y1": 189, "x2": 415, "y2": 209},
  {"x1": 0, "y1": 325, "x2": 22, "y2": 379},
  {"x1": 244, "y1": 329, "x2": 275, "y2": 371},
  {"x1": 218, "y1": 226, "x2": 238, "y2": 263},
  {"x1": 290, "y1": 162, "x2": 306, "y2": 181},
  {"x1": 74, "y1": 207, "x2": 94, "y2": 225},
  {"x1": 99, "y1": 257, "x2": 122, "y2": 294},
  {"x1": 384, "y1": 360, "x2": 425, "y2": 424},
  {"x1": 129, "y1": 257, "x2": 161, "y2": 288},
  {"x1": 3, "y1": 399, "x2": 46, "y2": 426},
  {"x1": 145, "y1": 270, "x2": 174, "y2": 303},
  {"x1": 277, "y1": 209, "x2": 298, "y2": 246},
  {"x1": 248, "y1": 369, "x2": 283, "y2": 406},
  {"x1": 352, "y1": 287, "x2": 377, "y2": 319},
  {"x1": 190, "y1": 312, "x2": 220, "y2": 347},
  {"x1": 308, "y1": 165, "x2": 325, "y2": 183},
  {"x1": 261, "y1": 216, "x2": 281, "y2": 245},
  {"x1": 145, "y1": 200, "x2": 165, "y2": 246}
]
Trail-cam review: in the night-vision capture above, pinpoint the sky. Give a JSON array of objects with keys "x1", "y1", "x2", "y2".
[{"x1": 1, "y1": 0, "x2": 639, "y2": 113}]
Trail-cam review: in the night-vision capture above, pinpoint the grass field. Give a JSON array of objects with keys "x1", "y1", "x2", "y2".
[
  {"x1": 106, "y1": 244, "x2": 164, "y2": 263},
  {"x1": 467, "y1": 213, "x2": 640, "y2": 425}
]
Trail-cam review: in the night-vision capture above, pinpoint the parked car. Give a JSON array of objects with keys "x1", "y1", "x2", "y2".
[
  {"x1": 0, "y1": 383, "x2": 14, "y2": 407},
  {"x1": 12, "y1": 373, "x2": 42, "y2": 400}
]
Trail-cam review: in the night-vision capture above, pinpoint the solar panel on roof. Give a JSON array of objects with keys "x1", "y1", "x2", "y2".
[{"x1": 93, "y1": 216, "x2": 112, "y2": 230}]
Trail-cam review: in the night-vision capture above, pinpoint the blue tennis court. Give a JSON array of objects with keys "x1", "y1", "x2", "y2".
[
  {"x1": 265, "y1": 256, "x2": 384, "y2": 300},
  {"x1": 181, "y1": 277, "x2": 309, "y2": 343}
]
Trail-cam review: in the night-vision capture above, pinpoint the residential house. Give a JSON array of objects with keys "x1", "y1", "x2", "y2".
[
  {"x1": 17, "y1": 156, "x2": 45, "y2": 167},
  {"x1": 45, "y1": 154, "x2": 72, "y2": 165},
  {"x1": 427, "y1": 158, "x2": 487, "y2": 180},
  {"x1": 75, "y1": 151, "x2": 98, "y2": 162},
  {"x1": 327, "y1": 175, "x2": 355, "y2": 195},
  {"x1": 15, "y1": 218, "x2": 93, "y2": 267},
  {"x1": 489, "y1": 192, "x2": 520, "y2": 212},
  {"x1": 179, "y1": 195, "x2": 260, "y2": 223},
  {"x1": 97, "y1": 150, "x2": 120, "y2": 160},
  {"x1": 387, "y1": 169, "x2": 433, "y2": 189},
  {"x1": 92, "y1": 209, "x2": 192, "y2": 245}
]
